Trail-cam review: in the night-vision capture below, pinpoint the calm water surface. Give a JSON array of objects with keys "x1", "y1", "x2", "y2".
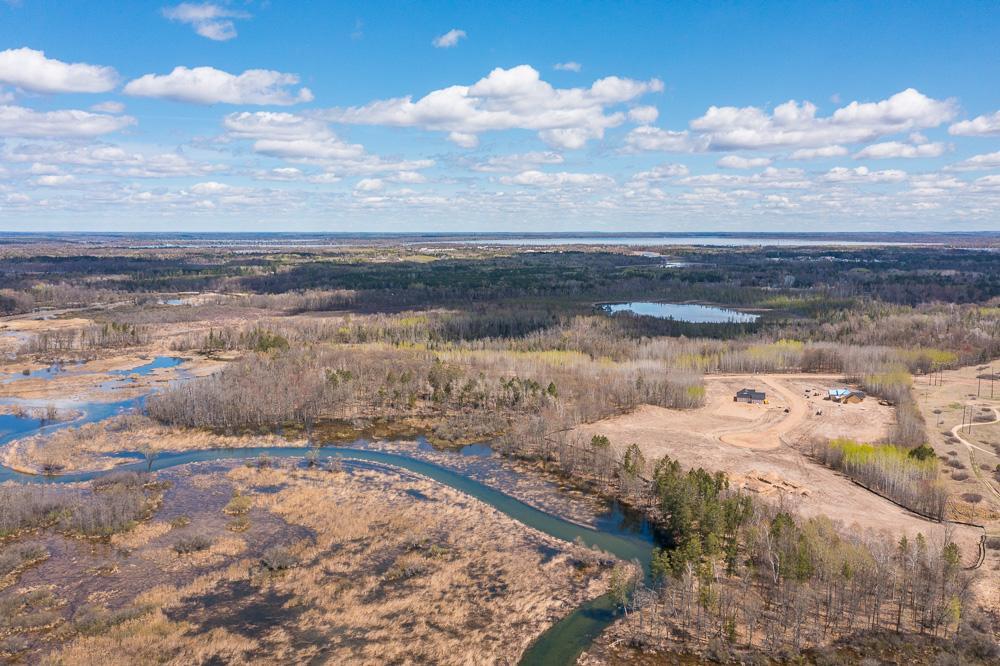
[
  {"x1": 456, "y1": 235, "x2": 917, "y2": 247},
  {"x1": 602, "y1": 301, "x2": 759, "y2": 323}
]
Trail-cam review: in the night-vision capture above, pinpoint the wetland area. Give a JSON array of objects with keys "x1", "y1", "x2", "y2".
[{"x1": 1, "y1": 234, "x2": 998, "y2": 664}]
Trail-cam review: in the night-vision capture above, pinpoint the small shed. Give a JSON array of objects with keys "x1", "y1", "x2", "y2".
[{"x1": 735, "y1": 388, "x2": 766, "y2": 404}]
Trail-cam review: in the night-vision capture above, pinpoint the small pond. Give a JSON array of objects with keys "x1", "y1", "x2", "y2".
[{"x1": 601, "y1": 302, "x2": 759, "y2": 323}]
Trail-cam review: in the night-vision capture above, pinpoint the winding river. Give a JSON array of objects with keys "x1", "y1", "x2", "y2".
[{"x1": 0, "y1": 357, "x2": 663, "y2": 665}]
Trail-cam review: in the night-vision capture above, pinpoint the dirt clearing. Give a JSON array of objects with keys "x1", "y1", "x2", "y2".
[{"x1": 576, "y1": 373, "x2": 979, "y2": 563}]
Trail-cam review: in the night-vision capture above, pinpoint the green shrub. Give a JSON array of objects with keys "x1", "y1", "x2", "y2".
[{"x1": 223, "y1": 493, "x2": 253, "y2": 516}]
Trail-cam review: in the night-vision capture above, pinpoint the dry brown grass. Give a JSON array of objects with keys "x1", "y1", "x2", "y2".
[
  {"x1": 28, "y1": 462, "x2": 610, "y2": 665},
  {"x1": 109, "y1": 520, "x2": 172, "y2": 551},
  {"x1": 2, "y1": 416, "x2": 306, "y2": 475}
]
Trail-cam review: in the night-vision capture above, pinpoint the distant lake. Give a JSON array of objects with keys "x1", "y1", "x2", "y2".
[
  {"x1": 457, "y1": 236, "x2": 915, "y2": 247},
  {"x1": 601, "y1": 302, "x2": 760, "y2": 323}
]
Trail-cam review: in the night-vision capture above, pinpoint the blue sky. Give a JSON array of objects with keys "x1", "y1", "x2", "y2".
[{"x1": 0, "y1": 0, "x2": 998, "y2": 232}]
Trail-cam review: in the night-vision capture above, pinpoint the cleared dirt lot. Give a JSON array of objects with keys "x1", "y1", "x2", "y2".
[
  {"x1": 618, "y1": 374, "x2": 896, "y2": 452},
  {"x1": 577, "y1": 373, "x2": 981, "y2": 564}
]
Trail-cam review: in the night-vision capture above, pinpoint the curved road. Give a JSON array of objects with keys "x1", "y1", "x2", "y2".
[
  {"x1": 951, "y1": 405, "x2": 1000, "y2": 502},
  {"x1": 711, "y1": 373, "x2": 844, "y2": 450}
]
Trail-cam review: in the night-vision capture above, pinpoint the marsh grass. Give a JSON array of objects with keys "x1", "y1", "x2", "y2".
[
  {"x1": 0, "y1": 543, "x2": 48, "y2": 587},
  {"x1": 41, "y1": 464, "x2": 612, "y2": 665}
]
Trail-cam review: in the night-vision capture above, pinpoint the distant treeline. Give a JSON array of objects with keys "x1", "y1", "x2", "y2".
[{"x1": 3, "y1": 246, "x2": 997, "y2": 315}]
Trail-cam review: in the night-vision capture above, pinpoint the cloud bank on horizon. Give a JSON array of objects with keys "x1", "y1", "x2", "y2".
[{"x1": 0, "y1": 1, "x2": 997, "y2": 231}]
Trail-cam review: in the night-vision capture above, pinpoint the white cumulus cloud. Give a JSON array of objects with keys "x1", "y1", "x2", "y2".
[
  {"x1": 124, "y1": 66, "x2": 313, "y2": 105},
  {"x1": 499, "y1": 170, "x2": 614, "y2": 188},
  {"x1": 0, "y1": 105, "x2": 135, "y2": 137},
  {"x1": 946, "y1": 151, "x2": 1000, "y2": 172},
  {"x1": 822, "y1": 166, "x2": 907, "y2": 183},
  {"x1": 3, "y1": 141, "x2": 226, "y2": 177},
  {"x1": 35, "y1": 174, "x2": 75, "y2": 186},
  {"x1": 0, "y1": 47, "x2": 117, "y2": 93},
  {"x1": 717, "y1": 155, "x2": 772, "y2": 169},
  {"x1": 949, "y1": 111, "x2": 1000, "y2": 136},
  {"x1": 471, "y1": 151, "x2": 564, "y2": 172},
  {"x1": 788, "y1": 145, "x2": 848, "y2": 160},
  {"x1": 688, "y1": 88, "x2": 956, "y2": 151},
  {"x1": 626, "y1": 163, "x2": 689, "y2": 189},
  {"x1": 626, "y1": 89, "x2": 957, "y2": 155},
  {"x1": 627, "y1": 105, "x2": 659, "y2": 125},
  {"x1": 321, "y1": 65, "x2": 663, "y2": 150},
  {"x1": 90, "y1": 101, "x2": 125, "y2": 114},
  {"x1": 162, "y1": 3, "x2": 250, "y2": 41},
  {"x1": 678, "y1": 167, "x2": 810, "y2": 189},
  {"x1": 853, "y1": 141, "x2": 947, "y2": 159},
  {"x1": 223, "y1": 111, "x2": 434, "y2": 176},
  {"x1": 623, "y1": 126, "x2": 697, "y2": 152},
  {"x1": 355, "y1": 178, "x2": 384, "y2": 191},
  {"x1": 432, "y1": 29, "x2": 466, "y2": 48}
]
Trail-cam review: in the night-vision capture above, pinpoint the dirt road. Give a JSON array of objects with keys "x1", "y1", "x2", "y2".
[
  {"x1": 951, "y1": 405, "x2": 1000, "y2": 502},
  {"x1": 713, "y1": 374, "x2": 839, "y2": 450}
]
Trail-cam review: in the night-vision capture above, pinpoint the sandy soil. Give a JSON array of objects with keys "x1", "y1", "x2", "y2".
[
  {"x1": 4, "y1": 460, "x2": 612, "y2": 665},
  {"x1": 576, "y1": 373, "x2": 981, "y2": 564}
]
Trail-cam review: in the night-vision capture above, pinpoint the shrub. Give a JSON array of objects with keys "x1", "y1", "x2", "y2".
[
  {"x1": 62, "y1": 487, "x2": 151, "y2": 537},
  {"x1": 260, "y1": 546, "x2": 298, "y2": 572},
  {"x1": 0, "y1": 487, "x2": 65, "y2": 537},
  {"x1": 908, "y1": 444, "x2": 936, "y2": 461},
  {"x1": 73, "y1": 604, "x2": 148, "y2": 636},
  {"x1": 0, "y1": 543, "x2": 47, "y2": 578},
  {"x1": 0, "y1": 588, "x2": 60, "y2": 634},
  {"x1": 92, "y1": 471, "x2": 147, "y2": 492},
  {"x1": 223, "y1": 493, "x2": 253, "y2": 516},
  {"x1": 383, "y1": 562, "x2": 426, "y2": 583},
  {"x1": 172, "y1": 535, "x2": 212, "y2": 554},
  {"x1": 227, "y1": 515, "x2": 250, "y2": 532}
]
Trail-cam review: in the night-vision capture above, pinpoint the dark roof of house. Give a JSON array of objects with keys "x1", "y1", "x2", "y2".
[{"x1": 736, "y1": 388, "x2": 766, "y2": 400}]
